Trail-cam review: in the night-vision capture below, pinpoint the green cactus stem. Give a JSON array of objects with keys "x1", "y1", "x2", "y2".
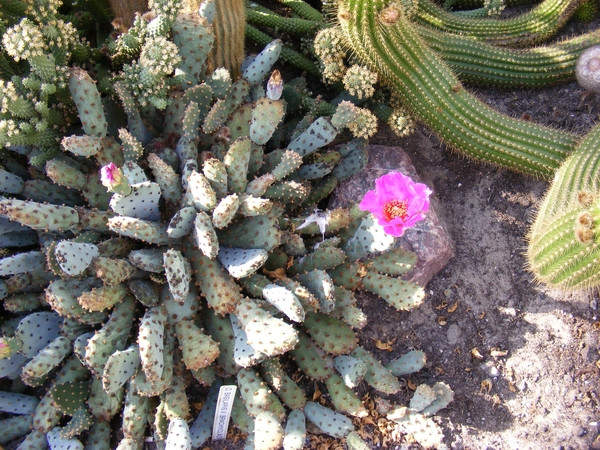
[
  {"x1": 259, "y1": 358, "x2": 306, "y2": 410},
  {"x1": 446, "y1": 0, "x2": 534, "y2": 9},
  {"x1": 303, "y1": 402, "x2": 354, "y2": 439},
  {"x1": 246, "y1": 5, "x2": 321, "y2": 37},
  {"x1": 245, "y1": 24, "x2": 321, "y2": 76},
  {"x1": 274, "y1": 0, "x2": 323, "y2": 21},
  {"x1": 527, "y1": 122, "x2": 600, "y2": 290},
  {"x1": 236, "y1": 368, "x2": 286, "y2": 419},
  {"x1": 350, "y1": 346, "x2": 402, "y2": 394},
  {"x1": 417, "y1": 25, "x2": 600, "y2": 88},
  {"x1": 253, "y1": 410, "x2": 284, "y2": 450},
  {"x1": 334, "y1": 0, "x2": 578, "y2": 178},
  {"x1": 282, "y1": 409, "x2": 306, "y2": 450},
  {"x1": 415, "y1": 0, "x2": 582, "y2": 47}
]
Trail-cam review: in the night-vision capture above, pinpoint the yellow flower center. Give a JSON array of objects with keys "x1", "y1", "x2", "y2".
[{"x1": 383, "y1": 199, "x2": 408, "y2": 221}]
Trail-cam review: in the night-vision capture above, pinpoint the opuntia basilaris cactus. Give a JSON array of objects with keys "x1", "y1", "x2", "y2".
[{"x1": 0, "y1": 1, "x2": 452, "y2": 448}]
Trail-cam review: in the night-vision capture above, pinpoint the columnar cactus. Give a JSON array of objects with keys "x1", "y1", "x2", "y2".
[
  {"x1": 527, "y1": 121, "x2": 600, "y2": 290},
  {"x1": 324, "y1": 0, "x2": 580, "y2": 178}
]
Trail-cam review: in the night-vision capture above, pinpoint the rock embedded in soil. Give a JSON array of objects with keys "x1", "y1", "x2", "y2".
[{"x1": 329, "y1": 145, "x2": 454, "y2": 286}]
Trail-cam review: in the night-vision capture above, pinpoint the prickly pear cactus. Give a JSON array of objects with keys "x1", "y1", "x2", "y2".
[{"x1": 0, "y1": 1, "x2": 452, "y2": 448}]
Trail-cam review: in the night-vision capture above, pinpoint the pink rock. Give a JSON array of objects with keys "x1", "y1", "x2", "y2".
[{"x1": 329, "y1": 145, "x2": 454, "y2": 286}]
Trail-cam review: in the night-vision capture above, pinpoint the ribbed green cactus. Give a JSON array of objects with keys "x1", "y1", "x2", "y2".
[
  {"x1": 527, "y1": 122, "x2": 600, "y2": 290},
  {"x1": 327, "y1": 0, "x2": 581, "y2": 178},
  {"x1": 247, "y1": 0, "x2": 600, "y2": 90}
]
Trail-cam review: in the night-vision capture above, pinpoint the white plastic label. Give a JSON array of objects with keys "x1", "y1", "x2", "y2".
[{"x1": 212, "y1": 385, "x2": 237, "y2": 440}]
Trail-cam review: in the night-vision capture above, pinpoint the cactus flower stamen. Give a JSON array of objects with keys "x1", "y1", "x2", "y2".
[
  {"x1": 382, "y1": 199, "x2": 409, "y2": 221},
  {"x1": 360, "y1": 171, "x2": 431, "y2": 236}
]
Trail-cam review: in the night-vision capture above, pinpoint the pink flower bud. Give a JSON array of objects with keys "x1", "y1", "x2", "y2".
[
  {"x1": 100, "y1": 162, "x2": 122, "y2": 189},
  {"x1": 266, "y1": 70, "x2": 283, "y2": 100},
  {"x1": 0, "y1": 338, "x2": 12, "y2": 359}
]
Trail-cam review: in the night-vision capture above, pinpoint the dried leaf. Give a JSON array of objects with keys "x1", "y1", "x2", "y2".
[
  {"x1": 362, "y1": 415, "x2": 377, "y2": 426},
  {"x1": 407, "y1": 379, "x2": 417, "y2": 390},
  {"x1": 478, "y1": 311, "x2": 485, "y2": 319},
  {"x1": 262, "y1": 267, "x2": 287, "y2": 280},
  {"x1": 434, "y1": 301, "x2": 448, "y2": 310},
  {"x1": 437, "y1": 316, "x2": 447, "y2": 325},
  {"x1": 357, "y1": 264, "x2": 368, "y2": 277},
  {"x1": 480, "y1": 379, "x2": 493, "y2": 393},
  {"x1": 508, "y1": 381, "x2": 517, "y2": 392},
  {"x1": 471, "y1": 348, "x2": 484, "y2": 359},
  {"x1": 490, "y1": 349, "x2": 508, "y2": 357},
  {"x1": 447, "y1": 301, "x2": 459, "y2": 313},
  {"x1": 313, "y1": 382, "x2": 322, "y2": 401},
  {"x1": 374, "y1": 338, "x2": 395, "y2": 351},
  {"x1": 192, "y1": 402, "x2": 204, "y2": 411}
]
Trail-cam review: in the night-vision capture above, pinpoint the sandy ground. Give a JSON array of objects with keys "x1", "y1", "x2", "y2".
[{"x1": 357, "y1": 69, "x2": 600, "y2": 448}]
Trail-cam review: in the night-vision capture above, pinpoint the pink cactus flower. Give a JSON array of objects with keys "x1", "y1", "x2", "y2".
[
  {"x1": 100, "y1": 162, "x2": 122, "y2": 189},
  {"x1": 359, "y1": 171, "x2": 432, "y2": 237}
]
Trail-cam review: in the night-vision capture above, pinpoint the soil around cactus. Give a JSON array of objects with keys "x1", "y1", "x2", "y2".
[
  {"x1": 212, "y1": 80, "x2": 600, "y2": 450},
  {"x1": 281, "y1": 14, "x2": 600, "y2": 450},
  {"x1": 207, "y1": 74, "x2": 600, "y2": 450},
  {"x1": 213, "y1": 16, "x2": 600, "y2": 450}
]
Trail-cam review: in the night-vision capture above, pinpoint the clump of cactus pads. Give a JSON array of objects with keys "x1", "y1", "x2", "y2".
[
  {"x1": 0, "y1": 5, "x2": 451, "y2": 448},
  {"x1": 0, "y1": 0, "x2": 89, "y2": 152}
]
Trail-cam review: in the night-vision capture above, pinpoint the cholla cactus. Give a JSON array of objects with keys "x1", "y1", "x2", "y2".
[
  {"x1": 313, "y1": 27, "x2": 346, "y2": 63},
  {"x1": 122, "y1": 36, "x2": 183, "y2": 109},
  {"x1": 22, "y1": 0, "x2": 63, "y2": 21},
  {"x1": 314, "y1": 27, "x2": 348, "y2": 83},
  {"x1": 332, "y1": 101, "x2": 378, "y2": 139},
  {"x1": 321, "y1": 57, "x2": 347, "y2": 83},
  {"x1": 2, "y1": 19, "x2": 49, "y2": 63},
  {"x1": 342, "y1": 65, "x2": 377, "y2": 100},
  {"x1": 0, "y1": 8, "x2": 452, "y2": 450},
  {"x1": 0, "y1": 0, "x2": 86, "y2": 150},
  {"x1": 388, "y1": 108, "x2": 416, "y2": 137}
]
